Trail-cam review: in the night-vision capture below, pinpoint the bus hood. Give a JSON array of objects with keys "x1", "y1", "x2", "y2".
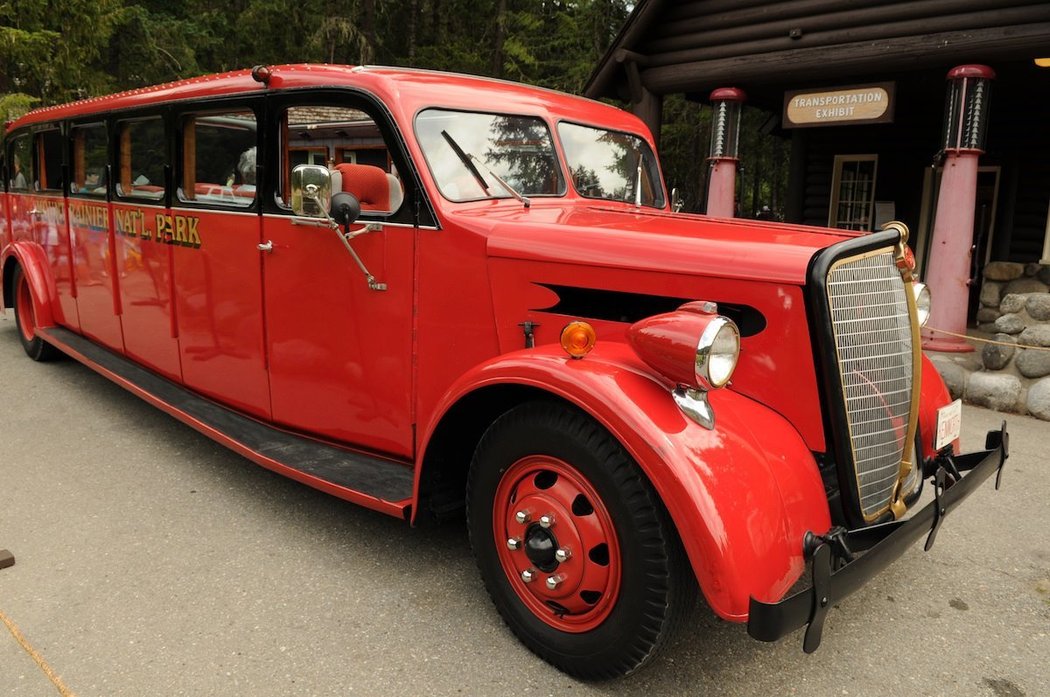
[{"x1": 479, "y1": 204, "x2": 858, "y2": 285}]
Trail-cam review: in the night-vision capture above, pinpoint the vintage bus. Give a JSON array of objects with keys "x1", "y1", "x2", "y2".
[{"x1": 0, "y1": 65, "x2": 1008, "y2": 678}]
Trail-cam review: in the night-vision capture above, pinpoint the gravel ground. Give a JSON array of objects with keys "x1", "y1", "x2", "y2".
[{"x1": 0, "y1": 313, "x2": 1047, "y2": 696}]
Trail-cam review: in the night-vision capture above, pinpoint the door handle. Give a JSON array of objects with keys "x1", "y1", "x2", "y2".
[{"x1": 257, "y1": 240, "x2": 274, "y2": 253}]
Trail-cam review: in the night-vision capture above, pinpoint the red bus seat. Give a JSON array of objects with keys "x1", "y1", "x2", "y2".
[{"x1": 334, "y1": 163, "x2": 390, "y2": 211}]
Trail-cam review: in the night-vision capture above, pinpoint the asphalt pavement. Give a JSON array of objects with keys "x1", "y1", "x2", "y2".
[{"x1": 0, "y1": 313, "x2": 1047, "y2": 696}]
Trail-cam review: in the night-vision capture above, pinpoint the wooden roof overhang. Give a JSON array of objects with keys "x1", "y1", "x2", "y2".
[{"x1": 585, "y1": 0, "x2": 1050, "y2": 109}]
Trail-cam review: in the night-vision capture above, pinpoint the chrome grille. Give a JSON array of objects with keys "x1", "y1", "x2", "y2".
[{"x1": 827, "y1": 251, "x2": 914, "y2": 519}]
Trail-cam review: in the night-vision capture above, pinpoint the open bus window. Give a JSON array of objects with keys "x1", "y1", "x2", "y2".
[
  {"x1": 179, "y1": 110, "x2": 257, "y2": 207},
  {"x1": 117, "y1": 118, "x2": 165, "y2": 201},
  {"x1": 71, "y1": 124, "x2": 108, "y2": 196},
  {"x1": 7, "y1": 134, "x2": 33, "y2": 192},
  {"x1": 279, "y1": 105, "x2": 403, "y2": 215}
]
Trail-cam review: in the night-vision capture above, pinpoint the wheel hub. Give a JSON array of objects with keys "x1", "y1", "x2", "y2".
[{"x1": 524, "y1": 524, "x2": 559, "y2": 572}]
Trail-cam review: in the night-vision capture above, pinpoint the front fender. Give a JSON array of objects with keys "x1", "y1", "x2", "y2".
[
  {"x1": 918, "y1": 352, "x2": 959, "y2": 459},
  {"x1": 420, "y1": 342, "x2": 831, "y2": 621},
  {"x1": 2, "y1": 242, "x2": 57, "y2": 328}
]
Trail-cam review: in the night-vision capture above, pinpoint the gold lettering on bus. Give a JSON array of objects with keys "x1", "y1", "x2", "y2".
[
  {"x1": 115, "y1": 208, "x2": 147, "y2": 238},
  {"x1": 60, "y1": 205, "x2": 203, "y2": 250},
  {"x1": 154, "y1": 213, "x2": 202, "y2": 249},
  {"x1": 69, "y1": 203, "x2": 108, "y2": 230},
  {"x1": 33, "y1": 197, "x2": 66, "y2": 225}
]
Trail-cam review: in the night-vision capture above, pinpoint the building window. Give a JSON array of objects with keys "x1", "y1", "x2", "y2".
[{"x1": 829, "y1": 154, "x2": 878, "y2": 231}]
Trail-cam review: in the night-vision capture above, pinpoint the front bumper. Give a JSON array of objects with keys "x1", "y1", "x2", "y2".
[{"x1": 747, "y1": 423, "x2": 1009, "y2": 652}]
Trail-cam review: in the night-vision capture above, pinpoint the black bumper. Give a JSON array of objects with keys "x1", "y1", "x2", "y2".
[{"x1": 747, "y1": 424, "x2": 1009, "y2": 652}]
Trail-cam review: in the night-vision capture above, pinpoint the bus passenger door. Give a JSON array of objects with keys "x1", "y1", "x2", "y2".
[
  {"x1": 261, "y1": 99, "x2": 416, "y2": 458},
  {"x1": 170, "y1": 105, "x2": 271, "y2": 419},
  {"x1": 69, "y1": 121, "x2": 123, "y2": 350},
  {"x1": 112, "y1": 115, "x2": 181, "y2": 381},
  {"x1": 5, "y1": 129, "x2": 78, "y2": 329}
]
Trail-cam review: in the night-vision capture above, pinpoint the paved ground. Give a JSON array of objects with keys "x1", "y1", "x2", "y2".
[{"x1": 0, "y1": 313, "x2": 1047, "y2": 697}]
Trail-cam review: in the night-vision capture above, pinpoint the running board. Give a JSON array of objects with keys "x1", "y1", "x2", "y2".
[{"x1": 39, "y1": 327, "x2": 414, "y2": 519}]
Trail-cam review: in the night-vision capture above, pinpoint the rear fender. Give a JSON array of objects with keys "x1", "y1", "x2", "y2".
[
  {"x1": 1, "y1": 242, "x2": 57, "y2": 327},
  {"x1": 419, "y1": 342, "x2": 831, "y2": 621}
]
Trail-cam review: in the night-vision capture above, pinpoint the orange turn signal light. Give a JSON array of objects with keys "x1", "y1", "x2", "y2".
[{"x1": 560, "y1": 321, "x2": 596, "y2": 359}]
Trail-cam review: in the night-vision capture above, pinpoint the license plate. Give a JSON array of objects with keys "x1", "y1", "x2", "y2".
[{"x1": 935, "y1": 399, "x2": 963, "y2": 450}]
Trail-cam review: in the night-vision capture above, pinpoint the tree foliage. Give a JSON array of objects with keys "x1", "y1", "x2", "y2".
[{"x1": 1, "y1": 0, "x2": 786, "y2": 214}]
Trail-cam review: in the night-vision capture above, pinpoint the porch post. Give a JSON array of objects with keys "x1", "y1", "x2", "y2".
[{"x1": 923, "y1": 65, "x2": 995, "y2": 353}]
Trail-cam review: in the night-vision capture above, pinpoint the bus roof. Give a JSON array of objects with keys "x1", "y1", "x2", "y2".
[{"x1": 7, "y1": 64, "x2": 646, "y2": 138}]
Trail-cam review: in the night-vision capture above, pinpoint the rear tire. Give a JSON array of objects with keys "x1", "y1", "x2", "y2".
[
  {"x1": 467, "y1": 402, "x2": 694, "y2": 679},
  {"x1": 12, "y1": 266, "x2": 60, "y2": 362}
]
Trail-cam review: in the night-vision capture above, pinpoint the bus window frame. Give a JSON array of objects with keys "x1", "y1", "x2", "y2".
[
  {"x1": 68, "y1": 120, "x2": 110, "y2": 201},
  {"x1": 263, "y1": 88, "x2": 436, "y2": 228},
  {"x1": 6, "y1": 130, "x2": 35, "y2": 193},
  {"x1": 113, "y1": 112, "x2": 170, "y2": 205},
  {"x1": 33, "y1": 125, "x2": 66, "y2": 195},
  {"x1": 173, "y1": 97, "x2": 263, "y2": 213}
]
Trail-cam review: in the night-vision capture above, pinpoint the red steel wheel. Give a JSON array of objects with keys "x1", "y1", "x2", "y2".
[
  {"x1": 15, "y1": 268, "x2": 37, "y2": 344},
  {"x1": 11, "y1": 266, "x2": 60, "y2": 361},
  {"x1": 468, "y1": 402, "x2": 694, "y2": 679},
  {"x1": 493, "y1": 454, "x2": 622, "y2": 632}
]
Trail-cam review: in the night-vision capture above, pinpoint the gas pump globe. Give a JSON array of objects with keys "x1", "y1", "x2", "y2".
[
  {"x1": 941, "y1": 65, "x2": 994, "y2": 153},
  {"x1": 706, "y1": 87, "x2": 745, "y2": 218}
]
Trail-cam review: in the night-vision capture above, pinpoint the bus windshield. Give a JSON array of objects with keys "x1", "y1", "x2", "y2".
[
  {"x1": 557, "y1": 122, "x2": 665, "y2": 208},
  {"x1": 415, "y1": 109, "x2": 565, "y2": 202}
]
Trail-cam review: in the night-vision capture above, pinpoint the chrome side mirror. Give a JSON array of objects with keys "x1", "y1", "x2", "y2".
[
  {"x1": 291, "y1": 164, "x2": 332, "y2": 217},
  {"x1": 671, "y1": 187, "x2": 684, "y2": 213}
]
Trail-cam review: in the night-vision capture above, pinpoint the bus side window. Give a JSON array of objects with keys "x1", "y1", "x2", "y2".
[
  {"x1": 116, "y1": 118, "x2": 165, "y2": 201},
  {"x1": 70, "y1": 124, "x2": 109, "y2": 196},
  {"x1": 8, "y1": 134, "x2": 33, "y2": 192},
  {"x1": 36, "y1": 129, "x2": 64, "y2": 193},
  {"x1": 179, "y1": 110, "x2": 257, "y2": 208},
  {"x1": 278, "y1": 105, "x2": 402, "y2": 215}
]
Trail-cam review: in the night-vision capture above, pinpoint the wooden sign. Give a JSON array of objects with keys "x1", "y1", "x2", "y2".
[{"x1": 783, "y1": 83, "x2": 895, "y2": 128}]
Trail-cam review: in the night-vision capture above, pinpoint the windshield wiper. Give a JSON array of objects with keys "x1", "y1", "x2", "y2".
[
  {"x1": 441, "y1": 130, "x2": 530, "y2": 208},
  {"x1": 442, "y1": 130, "x2": 491, "y2": 195}
]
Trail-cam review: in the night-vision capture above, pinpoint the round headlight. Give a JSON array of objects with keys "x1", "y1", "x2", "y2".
[
  {"x1": 913, "y1": 282, "x2": 931, "y2": 327},
  {"x1": 695, "y1": 317, "x2": 740, "y2": 389}
]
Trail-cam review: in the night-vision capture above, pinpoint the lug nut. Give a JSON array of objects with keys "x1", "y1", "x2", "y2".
[
  {"x1": 521, "y1": 569, "x2": 536, "y2": 583},
  {"x1": 554, "y1": 548, "x2": 571, "y2": 563},
  {"x1": 514, "y1": 510, "x2": 531, "y2": 524},
  {"x1": 538, "y1": 514, "x2": 554, "y2": 529},
  {"x1": 507, "y1": 537, "x2": 521, "y2": 551},
  {"x1": 545, "y1": 574, "x2": 565, "y2": 590}
]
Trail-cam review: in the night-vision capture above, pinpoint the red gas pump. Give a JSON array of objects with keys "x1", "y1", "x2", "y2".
[
  {"x1": 705, "y1": 87, "x2": 745, "y2": 219},
  {"x1": 923, "y1": 64, "x2": 995, "y2": 352}
]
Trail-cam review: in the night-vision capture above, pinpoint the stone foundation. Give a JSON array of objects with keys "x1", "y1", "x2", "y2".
[{"x1": 929, "y1": 261, "x2": 1050, "y2": 421}]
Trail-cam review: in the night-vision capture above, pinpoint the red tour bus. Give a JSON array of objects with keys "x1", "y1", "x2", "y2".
[{"x1": 0, "y1": 65, "x2": 1008, "y2": 678}]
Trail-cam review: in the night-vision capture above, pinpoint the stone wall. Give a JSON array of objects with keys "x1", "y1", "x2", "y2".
[{"x1": 930, "y1": 261, "x2": 1050, "y2": 421}]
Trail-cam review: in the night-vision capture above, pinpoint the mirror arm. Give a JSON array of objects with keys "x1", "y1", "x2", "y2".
[
  {"x1": 335, "y1": 221, "x2": 387, "y2": 292},
  {"x1": 303, "y1": 190, "x2": 387, "y2": 292}
]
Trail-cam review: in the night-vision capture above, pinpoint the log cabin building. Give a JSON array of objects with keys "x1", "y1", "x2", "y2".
[{"x1": 585, "y1": 0, "x2": 1050, "y2": 285}]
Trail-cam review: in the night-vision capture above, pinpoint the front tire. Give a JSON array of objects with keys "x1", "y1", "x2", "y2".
[
  {"x1": 12, "y1": 266, "x2": 59, "y2": 362},
  {"x1": 467, "y1": 402, "x2": 693, "y2": 679}
]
